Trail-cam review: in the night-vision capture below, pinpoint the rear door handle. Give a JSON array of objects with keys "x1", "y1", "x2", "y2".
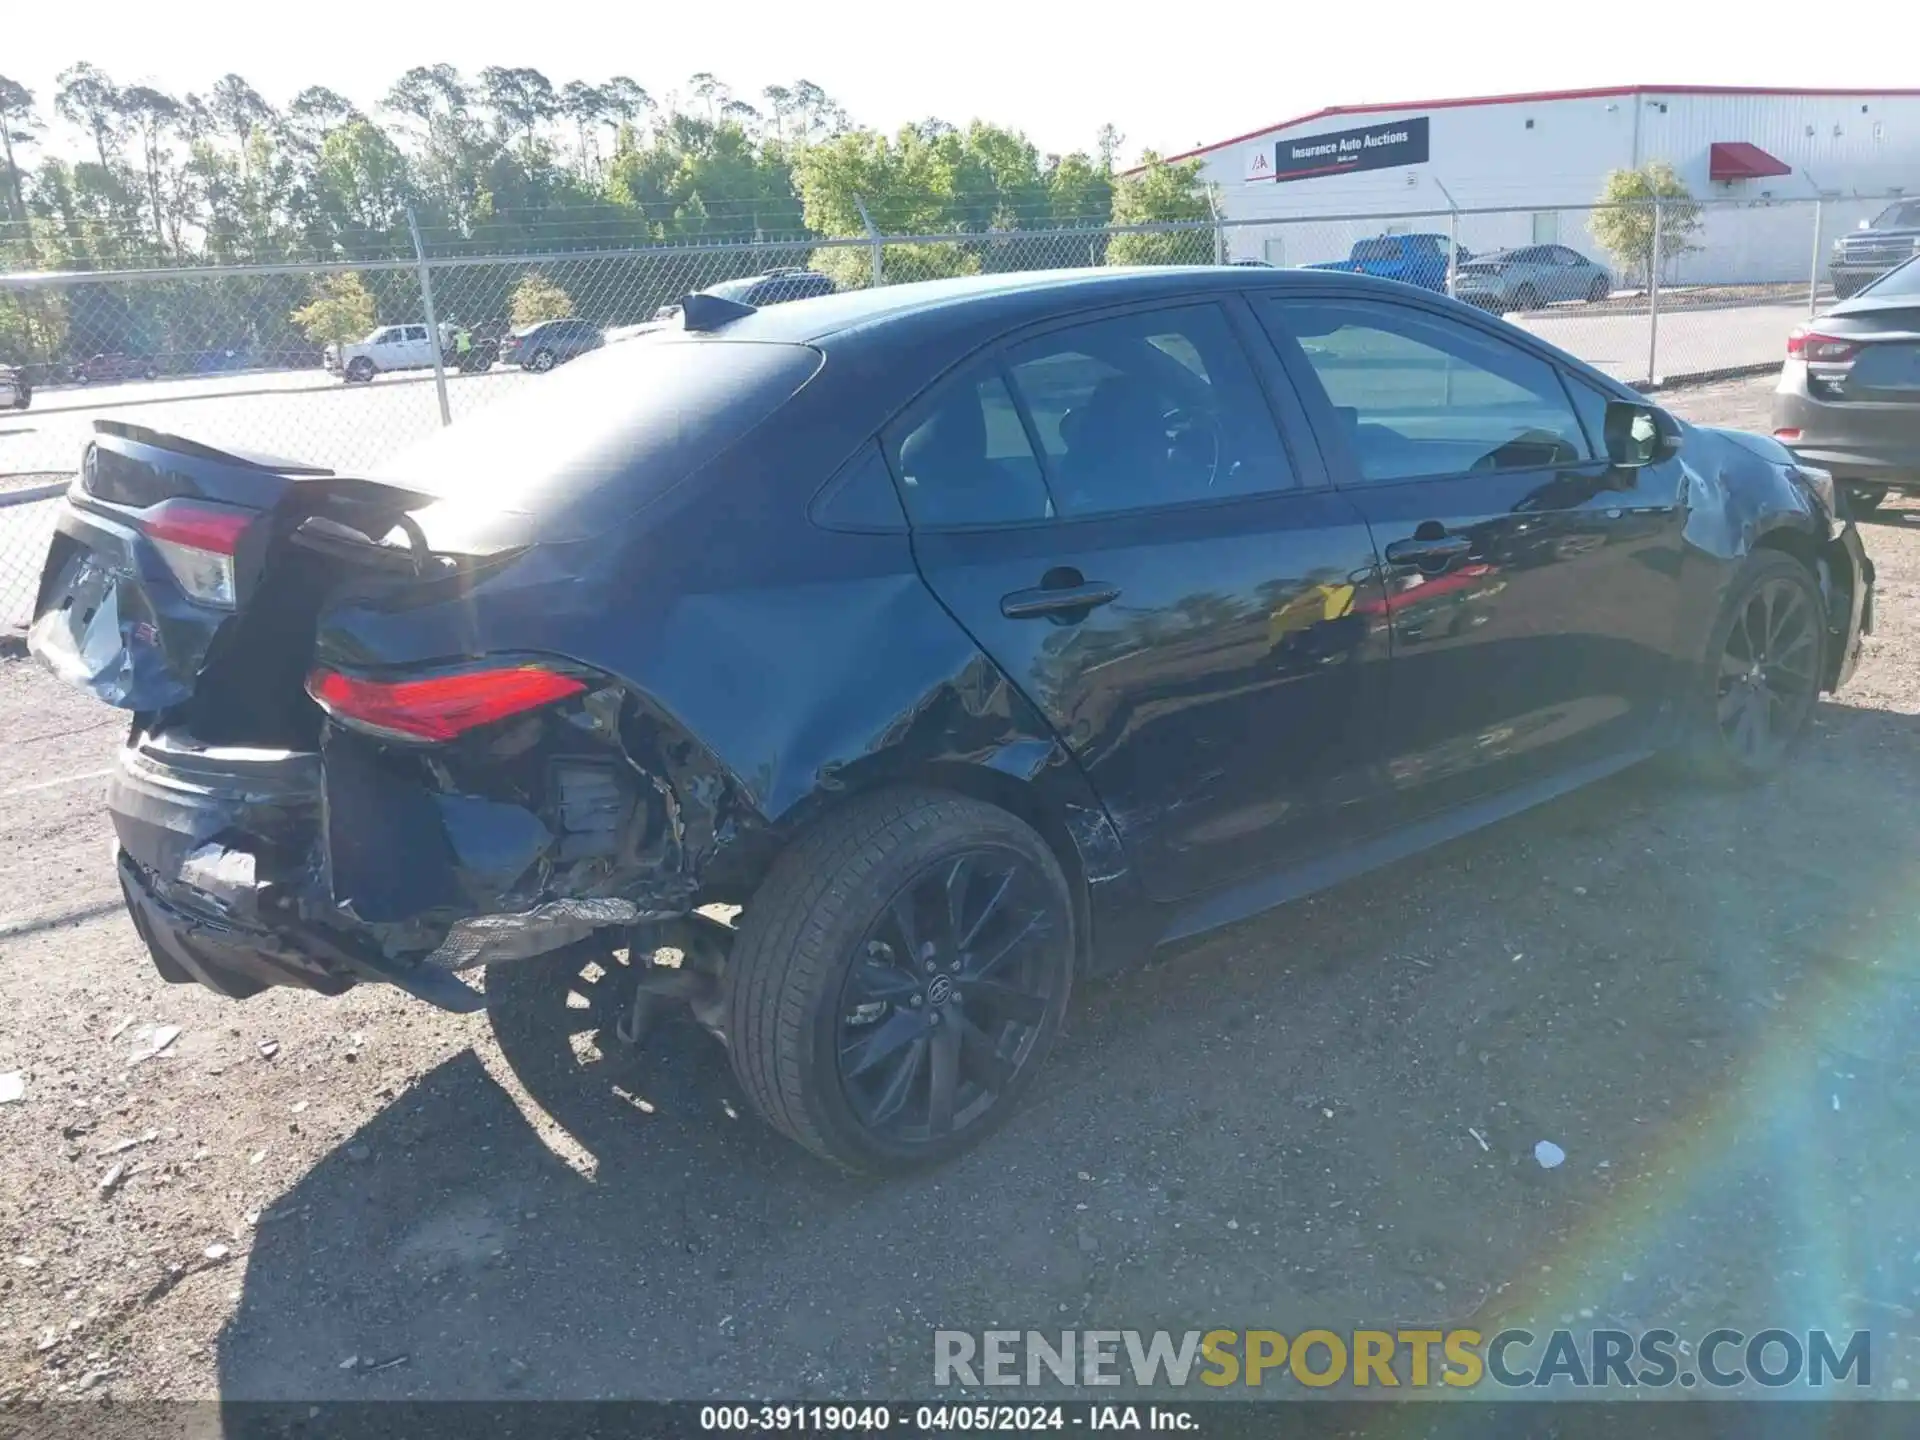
[
  {"x1": 1000, "y1": 581, "x2": 1122, "y2": 620},
  {"x1": 1384, "y1": 535, "x2": 1472, "y2": 567}
]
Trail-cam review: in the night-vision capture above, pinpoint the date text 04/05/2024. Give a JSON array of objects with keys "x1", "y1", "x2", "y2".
[{"x1": 697, "y1": 1404, "x2": 1197, "y2": 1431}]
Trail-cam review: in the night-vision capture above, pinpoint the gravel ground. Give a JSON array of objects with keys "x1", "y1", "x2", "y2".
[{"x1": 4, "y1": 374, "x2": 1920, "y2": 1405}]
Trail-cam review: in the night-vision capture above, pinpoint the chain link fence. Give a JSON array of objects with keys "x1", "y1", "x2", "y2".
[{"x1": 1, "y1": 194, "x2": 1901, "y2": 631}]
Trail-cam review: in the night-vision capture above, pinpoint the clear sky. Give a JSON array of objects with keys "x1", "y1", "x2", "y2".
[{"x1": 5, "y1": 0, "x2": 1913, "y2": 162}]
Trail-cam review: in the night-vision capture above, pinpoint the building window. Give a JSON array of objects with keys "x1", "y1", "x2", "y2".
[{"x1": 1531, "y1": 211, "x2": 1560, "y2": 244}]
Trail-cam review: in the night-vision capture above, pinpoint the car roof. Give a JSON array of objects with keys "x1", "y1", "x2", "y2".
[{"x1": 703, "y1": 266, "x2": 1377, "y2": 347}]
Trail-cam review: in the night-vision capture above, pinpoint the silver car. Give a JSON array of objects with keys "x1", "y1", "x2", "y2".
[
  {"x1": 1452, "y1": 244, "x2": 1611, "y2": 312},
  {"x1": 0, "y1": 364, "x2": 29, "y2": 410}
]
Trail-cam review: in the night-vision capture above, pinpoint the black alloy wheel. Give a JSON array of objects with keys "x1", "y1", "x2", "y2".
[
  {"x1": 1587, "y1": 275, "x2": 1610, "y2": 302},
  {"x1": 1513, "y1": 283, "x2": 1542, "y2": 311},
  {"x1": 1702, "y1": 553, "x2": 1825, "y2": 780},
  {"x1": 835, "y1": 848, "x2": 1062, "y2": 1145},
  {"x1": 726, "y1": 790, "x2": 1074, "y2": 1173}
]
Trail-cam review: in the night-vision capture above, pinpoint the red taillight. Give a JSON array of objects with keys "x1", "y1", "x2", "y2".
[
  {"x1": 306, "y1": 664, "x2": 587, "y2": 742},
  {"x1": 1774, "y1": 427, "x2": 1803, "y2": 442},
  {"x1": 141, "y1": 498, "x2": 254, "y2": 608},
  {"x1": 1786, "y1": 328, "x2": 1859, "y2": 364}
]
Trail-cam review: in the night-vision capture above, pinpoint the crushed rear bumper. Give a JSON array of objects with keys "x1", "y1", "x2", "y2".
[{"x1": 105, "y1": 715, "x2": 713, "y2": 1013}]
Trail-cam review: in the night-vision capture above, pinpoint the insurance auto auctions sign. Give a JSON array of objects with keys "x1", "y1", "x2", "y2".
[{"x1": 1255, "y1": 115, "x2": 1431, "y2": 182}]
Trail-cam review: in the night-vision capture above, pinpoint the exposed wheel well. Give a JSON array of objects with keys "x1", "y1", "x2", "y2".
[
  {"x1": 718, "y1": 767, "x2": 1097, "y2": 975},
  {"x1": 1750, "y1": 525, "x2": 1848, "y2": 689}
]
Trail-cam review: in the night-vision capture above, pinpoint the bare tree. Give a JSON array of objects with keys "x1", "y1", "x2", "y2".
[
  {"x1": 120, "y1": 85, "x2": 182, "y2": 248},
  {"x1": 55, "y1": 63, "x2": 126, "y2": 171},
  {"x1": 559, "y1": 80, "x2": 606, "y2": 173}
]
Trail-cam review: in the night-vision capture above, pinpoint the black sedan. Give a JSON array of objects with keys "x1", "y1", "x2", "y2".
[{"x1": 28, "y1": 267, "x2": 1874, "y2": 1173}]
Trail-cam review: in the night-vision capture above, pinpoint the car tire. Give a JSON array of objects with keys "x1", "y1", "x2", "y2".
[
  {"x1": 1512, "y1": 284, "x2": 1542, "y2": 311},
  {"x1": 1841, "y1": 483, "x2": 1885, "y2": 517},
  {"x1": 75, "y1": 370, "x2": 91, "y2": 385},
  {"x1": 1587, "y1": 276, "x2": 1610, "y2": 303},
  {"x1": 1677, "y1": 550, "x2": 1827, "y2": 787},
  {"x1": 143, "y1": 364, "x2": 158, "y2": 381},
  {"x1": 725, "y1": 789, "x2": 1075, "y2": 1174},
  {"x1": 345, "y1": 358, "x2": 375, "y2": 384},
  {"x1": 529, "y1": 348, "x2": 556, "y2": 373},
  {"x1": 1831, "y1": 276, "x2": 1859, "y2": 300}
]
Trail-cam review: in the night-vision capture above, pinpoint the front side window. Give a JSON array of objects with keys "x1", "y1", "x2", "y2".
[
  {"x1": 403, "y1": 326, "x2": 428, "y2": 341},
  {"x1": 1002, "y1": 304, "x2": 1296, "y2": 518},
  {"x1": 1262, "y1": 297, "x2": 1592, "y2": 483},
  {"x1": 887, "y1": 365, "x2": 1052, "y2": 528}
]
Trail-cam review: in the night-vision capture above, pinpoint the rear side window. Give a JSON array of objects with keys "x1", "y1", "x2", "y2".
[
  {"x1": 403, "y1": 326, "x2": 428, "y2": 341},
  {"x1": 1002, "y1": 304, "x2": 1296, "y2": 517},
  {"x1": 1354, "y1": 238, "x2": 1401, "y2": 262},
  {"x1": 1262, "y1": 297, "x2": 1592, "y2": 482},
  {"x1": 887, "y1": 365, "x2": 1052, "y2": 528}
]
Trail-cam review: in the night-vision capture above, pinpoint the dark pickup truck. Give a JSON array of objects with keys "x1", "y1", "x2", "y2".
[{"x1": 1831, "y1": 199, "x2": 1920, "y2": 299}]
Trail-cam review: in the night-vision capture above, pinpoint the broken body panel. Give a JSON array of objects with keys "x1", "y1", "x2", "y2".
[{"x1": 31, "y1": 392, "x2": 1146, "y2": 1013}]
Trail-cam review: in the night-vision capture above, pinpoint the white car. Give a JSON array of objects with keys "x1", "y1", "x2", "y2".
[
  {"x1": 324, "y1": 324, "x2": 451, "y2": 384},
  {"x1": 0, "y1": 364, "x2": 28, "y2": 410}
]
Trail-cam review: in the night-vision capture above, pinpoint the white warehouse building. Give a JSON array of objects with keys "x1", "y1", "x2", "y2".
[{"x1": 1167, "y1": 85, "x2": 1920, "y2": 285}]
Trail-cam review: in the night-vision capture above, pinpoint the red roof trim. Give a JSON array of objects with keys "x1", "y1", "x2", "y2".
[
  {"x1": 1140, "y1": 84, "x2": 1920, "y2": 171},
  {"x1": 1709, "y1": 141, "x2": 1792, "y2": 182}
]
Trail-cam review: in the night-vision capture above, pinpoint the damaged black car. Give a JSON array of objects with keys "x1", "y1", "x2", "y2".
[{"x1": 30, "y1": 268, "x2": 1874, "y2": 1173}]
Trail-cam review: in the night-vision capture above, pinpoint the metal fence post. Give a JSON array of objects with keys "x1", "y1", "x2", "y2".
[
  {"x1": 406, "y1": 206, "x2": 452, "y2": 427},
  {"x1": 1808, "y1": 197, "x2": 1825, "y2": 318},
  {"x1": 1646, "y1": 198, "x2": 1663, "y2": 388},
  {"x1": 854, "y1": 196, "x2": 884, "y2": 287}
]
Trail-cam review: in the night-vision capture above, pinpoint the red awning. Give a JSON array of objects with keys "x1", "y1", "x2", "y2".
[{"x1": 1710, "y1": 142, "x2": 1791, "y2": 182}]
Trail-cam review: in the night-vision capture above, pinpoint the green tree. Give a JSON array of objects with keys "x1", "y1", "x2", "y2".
[
  {"x1": 1044, "y1": 150, "x2": 1112, "y2": 228},
  {"x1": 1592, "y1": 163, "x2": 1703, "y2": 288},
  {"x1": 289, "y1": 270, "x2": 376, "y2": 344},
  {"x1": 1105, "y1": 151, "x2": 1211, "y2": 266},
  {"x1": 510, "y1": 271, "x2": 574, "y2": 324}
]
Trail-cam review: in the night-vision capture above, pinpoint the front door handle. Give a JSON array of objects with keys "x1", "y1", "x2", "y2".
[
  {"x1": 1000, "y1": 581, "x2": 1121, "y2": 620},
  {"x1": 1385, "y1": 534, "x2": 1472, "y2": 568}
]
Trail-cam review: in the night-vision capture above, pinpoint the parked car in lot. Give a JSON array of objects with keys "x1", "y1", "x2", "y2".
[
  {"x1": 1830, "y1": 200, "x2": 1920, "y2": 300},
  {"x1": 325, "y1": 324, "x2": 447, "y2": 383},
  {"x1": 499, "y1": 317, "x2": 604, "y2": 372},
  {"x1": 1774, "y1": 253, "x2": 1920, "y2": 515},
  {"x1": 653, "y1": 268, "x2": 838, "y2": 322},
  {"x1": 1305, "y1": 233, "x2": 1471, "y2": 293},
  {"x1": 1452, "y1": 245, "x2": 1611, "y2": 311},
  {"x1": 29, "y1": 267, "x2": 1873, "y2": 1173},
  {"x1": 75, "y1": 352, "x2": 160, "y2": 384},
  {"x1": 0, "y1": 363, "x2": 28, "y2": 409}
]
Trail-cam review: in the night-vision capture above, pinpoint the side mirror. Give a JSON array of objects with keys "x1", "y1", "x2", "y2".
[{"x1": 1603, "y1": 401, "x2": 1683, "y2": 468}]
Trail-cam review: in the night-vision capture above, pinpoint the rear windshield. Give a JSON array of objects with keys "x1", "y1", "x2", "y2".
[
  {"x1": 1862, "y1": 255, "x2": 1920, "y2": 298},
  {"x1": 374, "y1": 334, "x2": 822, "y2": 542},
  {"x1": 1870, "y1": 201, "x2": 1920, "y2": 230}
]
